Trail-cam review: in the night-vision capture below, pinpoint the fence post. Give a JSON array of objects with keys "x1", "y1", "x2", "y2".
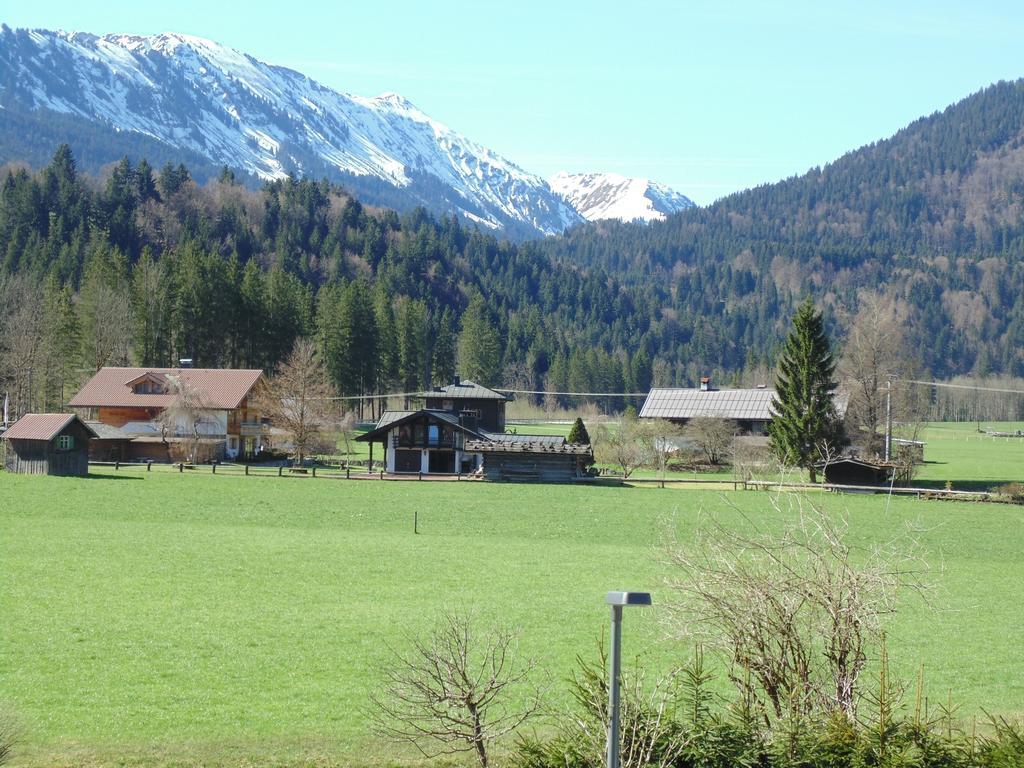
[
  {"x1": 178, "y1": 462, "x2": 183, "y2": 473},
  {"x1": 346, "y1": 467, "x2": 351, "y2": 480},
  {"x1": 212, "y1": 463, "x2": 216, "y2": 474},
  {"x1": 147, "y1": 460, "x2": 152, "y2": 472},
  {"x1": 312, "y1": 466, "x2": 317, "y2": 478},
  {"x1": 115, "y1": 460, "x2": 120, "y2": 471},
  {"x1": 245, "y1": 464, "x2": 249, "y2": 476},
  {"x1": 278, "y1": 466, "x2": 283, "y2": 477}
]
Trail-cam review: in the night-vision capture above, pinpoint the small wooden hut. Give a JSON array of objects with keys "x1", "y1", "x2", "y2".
[
  {"x1": 2, "y1": 414, "x2": 97, "y2": 476},
  {"x1": 817, "y1": 456, "x2": 895, "y2": 486},
  {"x1": 464, "y1": 438, "x2": 594, "y2": 483}
]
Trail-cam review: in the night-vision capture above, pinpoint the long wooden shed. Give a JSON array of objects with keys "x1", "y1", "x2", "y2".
[{"x1": 2, "y1": 413, "x2": 97, "y2": 476}]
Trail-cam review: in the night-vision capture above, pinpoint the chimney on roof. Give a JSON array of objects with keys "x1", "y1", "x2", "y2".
[
  {"x1": 700, "y1": 375, "x2": 712, "y2": 391},
  {"x1": 453, "y1": 374, "x2": 461, "y2": 386},
  {"x1": 179, "y1": 358, "x2": 193, "y2": 369},
  {"x1": 756, "y1": 383, "x2": 767, "y2": 389}
]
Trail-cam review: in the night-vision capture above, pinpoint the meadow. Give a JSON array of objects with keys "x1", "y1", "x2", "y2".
[{"x1": 1, "y1": 438, "x2": 1023, "y2": 766}]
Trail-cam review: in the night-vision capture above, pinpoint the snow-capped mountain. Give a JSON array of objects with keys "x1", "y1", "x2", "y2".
[
  {"x1": 0, "y1": 26, "x2": 581, "y2": 236},
  {"x1": 549, "y1": 172, "x2": 695, "y2": 223}
]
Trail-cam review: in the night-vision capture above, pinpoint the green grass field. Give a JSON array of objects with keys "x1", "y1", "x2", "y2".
[
  {"x1": 2, "y1": 450, "x2": 1024, "y2": 766},
  {"x1": 914, "y1": 422, "x2": 1024, "y2": 490}
]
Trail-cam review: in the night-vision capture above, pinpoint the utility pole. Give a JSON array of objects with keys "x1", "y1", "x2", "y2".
[{"x1": 884, "y1": 376, "x2": 894, "y2": 461}]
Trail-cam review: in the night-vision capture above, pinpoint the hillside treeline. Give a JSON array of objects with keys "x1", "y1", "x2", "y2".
[
  {"x1": 1, "y1": 145, "x2": 677, "y2": 419},
  {"x1": 543, "y1": 79, "x2": 1024, "y2": 379}
]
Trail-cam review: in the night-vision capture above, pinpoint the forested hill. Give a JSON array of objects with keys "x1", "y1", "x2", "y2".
[
  {"x1": 542, "y1": 79, "x2": 1024, "y2": 377},
  {"x1": 0, "y1": 146, "x2": 673, "y2": 417}
]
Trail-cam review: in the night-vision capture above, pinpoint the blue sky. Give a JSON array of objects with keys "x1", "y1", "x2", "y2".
[{"x1": 5, "y1": 1, "x2": 1024, "y2": 204}]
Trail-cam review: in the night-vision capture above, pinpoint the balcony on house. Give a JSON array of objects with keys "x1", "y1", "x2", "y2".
[{"x1": 390, "y1": 423, "x2": 462, "y2": 450}]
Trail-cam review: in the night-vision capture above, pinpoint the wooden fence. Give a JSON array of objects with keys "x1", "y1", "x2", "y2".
[{"x1": 83, "y1": 460, "x2": 1006, "y2": 500}]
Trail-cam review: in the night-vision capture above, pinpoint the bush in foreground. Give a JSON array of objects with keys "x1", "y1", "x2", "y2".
[{"x1": 514, "y1": 648, "x2": 1024, "y2": 768}]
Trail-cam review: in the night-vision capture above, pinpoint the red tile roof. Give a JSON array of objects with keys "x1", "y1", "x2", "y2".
[
  {"x1": 3, "y1": 413, "x2": 98, "y2": 441},
  {"x1": 68, "y1": 368, "x2": 264, "y2": 410}
]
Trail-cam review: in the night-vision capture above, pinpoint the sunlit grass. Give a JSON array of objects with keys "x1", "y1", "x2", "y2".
[{"x1": 1, "y1": 467, "x2": 1023, "y2": 765}]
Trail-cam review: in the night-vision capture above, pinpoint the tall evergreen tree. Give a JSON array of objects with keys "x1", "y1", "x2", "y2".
[
  {"x1": 767, "y1": 298, "x2": 843, "y2": 482},
  {"x1": 456, "y1": 294, "x2": 501, "y2": 387},
  {"x1": 41, "y1": 277, "x2": 80, "y2": 410},
  {"x1": 431, "y1": 308, "x2": 456, "y2": 386}
]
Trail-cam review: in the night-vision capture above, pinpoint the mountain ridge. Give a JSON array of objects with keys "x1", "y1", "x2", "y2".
[
  {"x1": 0, "y1": 26, "x2": 581, "y2": 237},
  {"x1": 0, "y1": 26, "x2": 696, "y2": 238},
  {"x1": 549, "y1": 171, "x2": 695, "y2": 222}
]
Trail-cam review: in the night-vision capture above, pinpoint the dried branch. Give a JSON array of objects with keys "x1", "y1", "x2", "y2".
[
  {"x1": 370, "y1": 609, "x2": 545, "y2": 768},
  {"x1": 661, "y1": 492, "x2": 931, "y2": 723}
]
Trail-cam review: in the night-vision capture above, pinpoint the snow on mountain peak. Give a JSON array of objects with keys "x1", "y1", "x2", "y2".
[
  {"x1": 549, "y1": 171, "x2": 695, "y2": 223},
  {"x1": 0, "y1": 26, "x2": 581, "y2": 236}
]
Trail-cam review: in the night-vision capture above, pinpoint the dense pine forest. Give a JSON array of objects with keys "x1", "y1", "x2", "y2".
[
  {"x1": 541, "y1": 80, "x2": 1024, "y2": 379},
  {"x1": 5, "y1": 79, "x2": 1024, "y2": 420},
  {"x1": 0, "y1": 145, "x2": 676, "y2": 419}
]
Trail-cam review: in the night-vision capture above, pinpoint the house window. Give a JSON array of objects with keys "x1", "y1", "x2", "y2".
[
  {"x1": 57, "y1": 435, "x2": 75, "y2": 451},
  {"x1": 428, "y1": 425, "x2": 439, "y2": 446}
]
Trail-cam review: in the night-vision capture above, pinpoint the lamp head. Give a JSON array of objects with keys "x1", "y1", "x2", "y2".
[{"x1": 605, "y1": 591, "x2": 652, "y2": 607}]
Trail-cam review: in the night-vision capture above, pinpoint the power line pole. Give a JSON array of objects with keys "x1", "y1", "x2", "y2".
[{"x1": 885, "y1": 376, "x2": 894, "y2": 461}]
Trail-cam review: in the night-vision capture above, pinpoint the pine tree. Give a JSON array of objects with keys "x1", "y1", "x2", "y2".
[
  {"x1": 431, "y1": 308, "x2": 456, "y2": 385},
  {"x1": 457, "y1": 294, "x2": 501, "y2": 387},
  {"x1": 567, "y1": 417, "x2": 591, "y2": 445},
  {"x1": 767, "y1": 298, "x2": 843, "y2": 482}
]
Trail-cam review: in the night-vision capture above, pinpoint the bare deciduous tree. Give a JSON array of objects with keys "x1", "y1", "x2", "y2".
[
  {"x1": 79, "y1": 282, "x2": 132, "y2": 372},
  {"x1": 371, "y1": 610, "x2": 544, "y2": 768},
  {"x1": 251, "y1": 338, "x2": 336, "y2": 467},
  {"x1": 839, "y1": 294, "x2": 922, "y2": 457},
  {"x1": 338, "y1": 410, "x2": 358, "y2": 456},
  {"x1": 0, "y1": 281, "x2": 45, "y2": 420},
  {"x1": 662, "y1": 494, "x2": 928, "y2": 723},
  {"x1": 683, "y1": 417, "x2": 738, "y2": 466},
  {"x1": 593, "y1": 417, "x2": 655, "y2": 479},
  {"x1": 0, "y1": 709, "x2": 16, "y2": 767},
  {"x1": 157, "y1": 374, "x2": 216, "y2": 463}
]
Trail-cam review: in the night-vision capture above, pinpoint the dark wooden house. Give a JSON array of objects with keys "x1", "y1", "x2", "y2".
[
  {"x1": 360, "y1": 379, "x2": 594, "y2": 482},
  {"x1": 356, "y1": 409, "x2": 489, "y2": 474},
  {"x1": 417, "y1": 378, "x2": 511, "y2": 432},
  {"x1": 2, "y1": 413, "x2": 97, "y2": 476}
]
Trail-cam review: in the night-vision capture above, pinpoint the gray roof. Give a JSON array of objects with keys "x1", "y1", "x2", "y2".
[
  {"x1": 375, "y1": 410, "x2": 415, "y2": 430},
  {"x1": 357, "y1": 409, "x2": 489, "y2": 442},
  {"x1": 464, "y1": 439, "x2": 592, "y2": 455},
  {"x1": 85, "y1": 420, "x2": 132, "y2": 440},
  {"x1": 479, "y1": 431, "x2": 565, "y2": 446},
  {"x1": 640, "y1": 387, "x2": 776, "y2": 421},
  {"x1": 418, "y1": 380, "x2": 511, "y2": 401}
]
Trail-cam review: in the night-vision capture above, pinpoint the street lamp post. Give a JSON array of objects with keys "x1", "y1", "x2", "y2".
[{"x1": 605, "y1": 591, "x2": 652, "y2": 768}]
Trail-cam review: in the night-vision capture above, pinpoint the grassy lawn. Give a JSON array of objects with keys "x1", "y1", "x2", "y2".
[
  {"x1": 1, "y1": 467, "x2": 1023, "y2": 766},
  {"x1": 913, "y1": 422, "x2": 1024, "y2": 490}
]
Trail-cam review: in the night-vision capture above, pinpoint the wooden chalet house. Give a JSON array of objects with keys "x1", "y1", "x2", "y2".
[
  {"x1": 358, "y1": 377, "x2": 592, "y2": 481},
  {"x1": 2, "y1": 413, "x2": 97, "y2": 476},
  {"x1": 68, "y1": 365, "x2": 266, "y2": 462}
]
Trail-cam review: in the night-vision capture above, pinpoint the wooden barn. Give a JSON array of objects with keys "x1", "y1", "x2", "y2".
[
  {"x1": 2, "y1": 413, "x2": 97, "y2": 476},
  {"x1": 464, "y1": 438, "x2": 593, "y2": 483},
  {"x1": 817, "y1": 456, "x2": 895, "y2": 486}
]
